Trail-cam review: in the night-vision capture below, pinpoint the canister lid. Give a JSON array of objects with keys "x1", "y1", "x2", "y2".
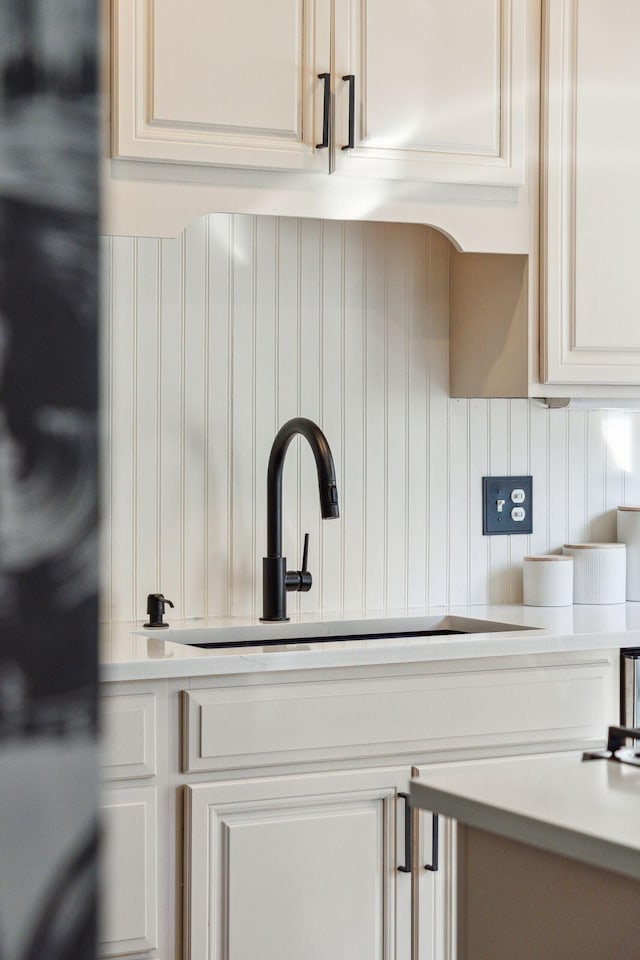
[
  {"x1": 524, "y1": 555, "x2": 573, "y2": 562},
  {"x1": 563, "y1": 542, "x2": 625, "y2": 549},
  {"x1": 617, "y1": 506, "x2": 640, "y2": 512}
]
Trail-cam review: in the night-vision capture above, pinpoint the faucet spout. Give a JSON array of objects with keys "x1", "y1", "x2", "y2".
[{"x1": 262, "y1": 418, "x2": 339, "y2": 621}]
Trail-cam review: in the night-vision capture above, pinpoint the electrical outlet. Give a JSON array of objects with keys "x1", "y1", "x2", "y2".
[{"x1": 483, "y1": 476, "x2": 533, "y2": 535}]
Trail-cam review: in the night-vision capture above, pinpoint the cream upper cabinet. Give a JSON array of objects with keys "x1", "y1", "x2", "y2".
[
  {"x1": 542, "y1": 0, "x2": 640, "y2": 385},
  {"x1": 451, "y1": 0, "x2": 640, "y2": 400},
  {"x1": 112, "y1": 0, "x2": 531, "y2": 186},
  {"x1": 333, "y1": 0, "x2": 528, "y2": 185},
  {"x1": 112, "y1": 0, "x2": 331, "y2": 171},
  {"x1": 106, "y1": 1, "x2": 538, "y2": 242}
]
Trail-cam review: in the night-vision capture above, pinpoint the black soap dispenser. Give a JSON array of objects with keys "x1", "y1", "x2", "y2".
[{"x1": 144, "y1": 593, "x2": 174, "y2": 628}]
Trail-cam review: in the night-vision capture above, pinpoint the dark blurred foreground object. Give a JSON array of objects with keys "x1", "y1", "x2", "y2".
[
  {"x1": 0, "y1": 1, "x2": 100, "y2": 958},
  {"x1": 22, "y1": 827, "x2": 98, "y2": 960}
]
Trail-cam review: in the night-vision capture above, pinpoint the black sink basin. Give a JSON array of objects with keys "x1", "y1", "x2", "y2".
[
  {"x1": 190, "y1": 628, "x2": 467, "y2": 649},
  {"x1": 139, "y1": 614, "x2": 537, "y2": 651}
]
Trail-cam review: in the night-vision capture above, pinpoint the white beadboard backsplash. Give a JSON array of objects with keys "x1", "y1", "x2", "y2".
[{"x1": 101, "y1": 215, "x2": 640, "y2": 623}]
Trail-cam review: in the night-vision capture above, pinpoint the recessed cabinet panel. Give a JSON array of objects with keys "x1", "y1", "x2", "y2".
[
  {"x1": 227, "y1": 808, "x2": 379, "y2": 958},
  {"x1": 113, "y1": 0, "x2": 330, "y2": 170},
  {"x1": 574, "y1": 1, "x2": 640, "y2": 354},
  {"x1": 154, "y1": 0, "x2": 302, "y2": 133},
  {"x1": 334, "y1": 0, "x2": 528, "y2": 184},
  {"x1": 100, "y1": 786, "x2": 157, "y2": 957},
  {"x1": 101, "y1": 692, "x2": 156, "y2": 780},
  {"x1": 184, "y1": 768, "x2": 411, "y2": 960},
  {"x1": 543, "y1": 0, "x2": 640, "y2": 383},
  {"x1": 183, "y1": 658, "x2": 611, "y2": 773}
]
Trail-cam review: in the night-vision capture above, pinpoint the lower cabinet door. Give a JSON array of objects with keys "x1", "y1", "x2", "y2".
[
  {"x1": 416, "y1": 809, "x2": 456, "y2": 960},
  {"x1": 99, "y1": 785, "x2": 157, "y2": 957},
  {"x1": 184, "y1": 767, "x2": 413, "y2": 960}
]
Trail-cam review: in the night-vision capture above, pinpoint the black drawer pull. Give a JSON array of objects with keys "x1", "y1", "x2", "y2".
[
  {"x1": 316, "y1": 73, "x2": 330, "y2": 149},
  {"x1": 342, "y1": 74, "x2": 355, "y2": 150},
  {"x1": 397, "y1": 792, "x2": 412, "y2": 873},
  {"x1": 425, "y1": 814, "x2": 439, "y2": 872}
]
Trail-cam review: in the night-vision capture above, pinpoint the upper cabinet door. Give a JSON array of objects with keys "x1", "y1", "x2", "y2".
[
  {"x1": 333, "y1": 0, "x2": 529, "y2": 185},
  {"x1": 543, "y1": 0, "x2": 640, "y2": 384},
  {"x1": 112, "y1": 0, "x2": 331, "y2": 171}
]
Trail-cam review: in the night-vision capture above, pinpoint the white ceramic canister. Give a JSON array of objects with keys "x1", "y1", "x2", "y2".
[
  {"x1": 522, "y1": 555, "x2": 574, "y2": 607},
  {"x1": 561, "y1": 543, "x2": 626, "y2": 604},
  {"x1": 617, "y1": 507, "x2": 640, "y2": 601}
]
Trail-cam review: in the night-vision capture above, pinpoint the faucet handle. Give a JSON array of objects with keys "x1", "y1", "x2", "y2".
[
  {"x1": 299, "y1": 533, "x2": 312, "y2": 591},
  {"x1": 285, "y1": 534, "x2": 313, "y2": 593}
]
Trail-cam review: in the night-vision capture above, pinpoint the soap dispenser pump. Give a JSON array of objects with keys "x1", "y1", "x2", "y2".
[{"x1": 144, "y1": 593, "x2": 174, "y2": 628}]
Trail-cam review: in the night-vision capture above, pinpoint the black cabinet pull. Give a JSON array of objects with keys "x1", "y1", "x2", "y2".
[
  {"x1": 316, "y1": 73, "x2": 330, "y2": 149},
  {"x1": 342, "y1": 74, "x2": 355, "y2": 150},
  {"x1": 397, "y1": 792, "x2": 412, "y2": 873},
  {"x1": 425, "y1": 814, "x2": 439, "y2": 872}
]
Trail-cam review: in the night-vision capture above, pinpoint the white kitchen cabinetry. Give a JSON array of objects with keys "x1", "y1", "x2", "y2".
[
  {"x1": 112, "y1": 0, "x2": 330, "y2": 172},
  {"x1": 113, "y1": 0, "x2": 527, "y2": 185},
  {"x1": 99, "y1": 682, "x2": 167, "y2": 960},
  {"x1": 184, "y1": 768, "x2": 415, "y2": 960},
  {"x1": 541, "y1": 0, "x2": 640, "y2": 386},
  {"x1": 450, "y1": 0, "x2": 640, "y2": 399},
  {"x1": 101, "y1": 647, "x2": 616, "y2": 960},
  {"x1": 100, "y1": 691, "x2": 158, "y2": 956},
  {"x1": 333, "y1": 0, "x2": 527, "y2": 186},
  {"x1": 100, "y1": 785, "x2": 158, "y2": 957},
  {"x1": 105, "y1": 0, "x2": 538, "y2": 245}
]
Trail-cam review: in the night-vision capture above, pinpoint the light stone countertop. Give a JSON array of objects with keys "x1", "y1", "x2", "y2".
[
  {"x1": 100, "y1": 602, "x2": 640, "y2": 682},
  {"x1": 410, "y1": 751, "x2": 640, "y2": 881}
]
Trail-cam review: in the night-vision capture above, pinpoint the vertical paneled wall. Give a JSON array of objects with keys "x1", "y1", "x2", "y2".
[{"x1": 101, "y1": 216, "x2": 640, "y2": 622}]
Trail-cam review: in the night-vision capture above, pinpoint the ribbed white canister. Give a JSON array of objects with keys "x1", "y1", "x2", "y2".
[
  {"x1": 562, "y1": 543, "x2": 626, "y2": 604},
  {"x1": 617, "y1": 507, "x2": 640, "y2": 601},
  {"x1": 522, "y1": 556, "x2": 574, "y2": 607}
]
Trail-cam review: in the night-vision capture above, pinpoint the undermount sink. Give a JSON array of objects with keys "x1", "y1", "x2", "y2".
[{"x1": 140, "y1": 614, "x2": 537, "y2": 650}]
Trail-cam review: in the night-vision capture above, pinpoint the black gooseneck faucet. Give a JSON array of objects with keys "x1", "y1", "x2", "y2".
[{"x1": 261, "y1": 418, "x2": 339, "y2": 622}]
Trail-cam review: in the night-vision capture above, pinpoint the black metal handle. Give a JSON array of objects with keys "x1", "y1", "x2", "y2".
[
  {"x1": 342, "y1": 74, "x2": 355, "y2": 150},
  {"x1": 298, "y1": 533, "x2": 312, "y2": 591},
  {"x1": 316, "y1": 73, "x2": 330, "y2": 149},
  {"x1": 285, "y1": 534, "x2": 313, "y2": 593},
  {"x1": 425, "y1": 814, "x2": 439, "y2": 872},
  {"x1": 397, "y1": 792, "x2": 412, "y2": 873}
]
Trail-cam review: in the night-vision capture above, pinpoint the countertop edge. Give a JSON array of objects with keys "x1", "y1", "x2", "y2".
[
  {"x1": 99, "y1": 629, "x2": 628, "y2": 683},
  {"x1": 410, "y1": 778, "x2": 640, "y2": 882},
  {"x1": 99, "y1": 603, "x2": 640, "y2": 682}
]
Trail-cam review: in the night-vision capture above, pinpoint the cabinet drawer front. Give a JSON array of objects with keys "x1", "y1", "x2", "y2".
[
  {"x1": 182, "y1": 657, "x2": 613, "y2": 773},
  {"x1": 101, "y1": 693, "x2": 156, "y2": 780}
]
